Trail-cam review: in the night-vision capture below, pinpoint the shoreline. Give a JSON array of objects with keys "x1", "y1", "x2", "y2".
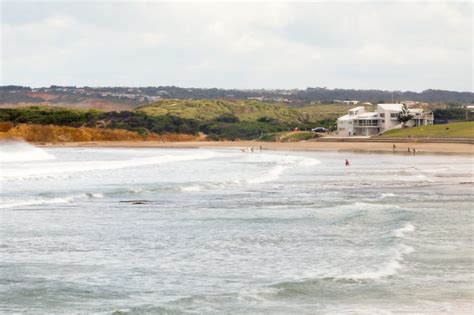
[{"x1": 34, "y1": 140, "x2": 474, "y2": 155}]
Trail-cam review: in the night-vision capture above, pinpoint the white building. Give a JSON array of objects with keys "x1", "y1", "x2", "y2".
[{"x1": 337, "y1": 103, "x2": 433, "y2": 136}]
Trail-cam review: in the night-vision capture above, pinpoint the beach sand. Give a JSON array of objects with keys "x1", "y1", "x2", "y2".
[{"x1": 35, "y1": 140, "x2": 474, "y2": 154}]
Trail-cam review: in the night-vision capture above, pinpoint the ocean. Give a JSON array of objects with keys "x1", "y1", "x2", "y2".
[{"x1": 1, "y1": 141, "x2": 473, "y2": 314}]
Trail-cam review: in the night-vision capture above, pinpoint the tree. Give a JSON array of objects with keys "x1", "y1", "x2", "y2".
[{"x1": 398, "y1": 104, "x2": 413, "y2": 127}]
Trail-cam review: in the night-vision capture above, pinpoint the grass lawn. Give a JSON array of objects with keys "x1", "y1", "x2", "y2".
[{"x1": 380, "y1": 122, "x2": 474, "y2": 138}]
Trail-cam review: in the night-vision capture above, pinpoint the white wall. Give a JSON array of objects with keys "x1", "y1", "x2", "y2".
[{"x1": 337, "y1": 119, "x2": 353, "y2": 136}]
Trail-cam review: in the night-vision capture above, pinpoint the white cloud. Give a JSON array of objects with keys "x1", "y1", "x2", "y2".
[{"x1": 0, "y1": 0, "x2": 472, "y2": 91}]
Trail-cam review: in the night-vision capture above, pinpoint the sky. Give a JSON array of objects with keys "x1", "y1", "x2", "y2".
[{"x1": 1, "y1": 0, "x2": 472, "y2": 91}]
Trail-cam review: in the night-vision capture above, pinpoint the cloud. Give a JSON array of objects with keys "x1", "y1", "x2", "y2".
[{"x1": 0, "y1": 1, "x2": 472, "y2": 91}]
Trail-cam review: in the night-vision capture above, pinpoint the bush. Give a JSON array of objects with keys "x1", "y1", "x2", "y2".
[
  {"x1": 433, "y1": 108, "x2": 467, "y2": 120},
  {"x1": 216, "y1": 113, "x2": 240, "y2": 123}
]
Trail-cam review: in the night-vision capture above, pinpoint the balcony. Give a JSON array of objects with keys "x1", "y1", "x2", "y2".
[{"x1": 353, "y1": 119, "x2": 380, "y2": 127}]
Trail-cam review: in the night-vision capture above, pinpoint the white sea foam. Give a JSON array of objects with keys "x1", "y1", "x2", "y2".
[
  {"x1": 1, "y1": 150, "x2": 218, "y2": 181},
  {"x1": 379, "y1": 192, "x2": 396, "y2": 198},
  {"x1": 86, "y1": 192, "x2": 104, "y2": 198},
  {"x1": 244, "y1": 154, "x2": 320, "y2": 185},
  {"x1": 237, "y1": 287, "x2": 279, "y2": 303},
  {"x1": 179, "y1": 185, "x2": 203, "y2": 192},
  {"x1": 346, "y1": 244, "x2": 415, "y2": 280},
  {"x1": 1, "y1": 191, "x2": 107, "y2": 209},
  {"x1": 335, "y1": 201, "x2": 401, "y2": 212},
  {"x1": 0, "y1": 140, "x2": 56, "y2": 162},
  {"x1": 176, "y1": 153, "x2": 321, "y2": 191},
  {"x1": 246, "y1": 165, "x2": 286, "y2": 184},
  {"x1": 393, "y1": 222, "x2": 415, "y2": 238},
  {"x1": 0, "y1": 196, "x2": 78, "y2": 209}
]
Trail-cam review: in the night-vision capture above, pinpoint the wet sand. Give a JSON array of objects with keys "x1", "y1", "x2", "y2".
[{"x1": 35, "y1": 140, "x2": 474, "y2": 154}]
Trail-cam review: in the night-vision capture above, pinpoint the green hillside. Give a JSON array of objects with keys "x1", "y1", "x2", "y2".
[
  {"x1": 293, "y1": 103, "x2": 375, "y2": 122},
  {"x1": 380, "y1": 122, "x2": 474, "y2": 138},
  {"x1": 0, "y1": 102, "x2": 340, "y2": 141},
  {"x1": 136, "y1": 99, "x2": 304, "y2": 123}
]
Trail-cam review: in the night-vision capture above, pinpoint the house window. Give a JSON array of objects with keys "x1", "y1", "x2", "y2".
[
  {"x1": 390, "y1": 113, "x2": 398, "y2": 118},
  {"x1": 380, "y1": 113, "x2": 385, "y2": 117}
]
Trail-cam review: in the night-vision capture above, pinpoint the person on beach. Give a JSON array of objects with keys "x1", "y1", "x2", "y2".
[
  {"x1": 345, "y1": 159, "x2": 350, "y2": 166},
  {"x1": 393, "y1": 144, "x2": 396, "y2": 150}
]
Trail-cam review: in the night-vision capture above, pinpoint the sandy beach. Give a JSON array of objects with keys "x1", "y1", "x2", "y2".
[{"x1": 35, "y1": 140, "x2": 474, "y2": 154}]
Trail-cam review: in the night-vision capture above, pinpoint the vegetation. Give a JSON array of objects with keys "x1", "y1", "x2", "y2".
[
  {"x1": 292, "y1": 104, "x2": 367, "y2": 128},
  {"x1": 136, "y1": 99, "x2": 303, "y2": 123},
  {"x1": 201, "y1": 121, "x2": 288, "y2": 141},
  {"x1": 380, "y1": 122, "x2": 474, "y2": 138},
  {"x1": 398, "y1": 104, "x2": 413, "y2": 127},
  {"x1": 433, "y1": 107, "x2": 469, "y2": 121},
  {"x1": 0, "y1": 100, "x2": 366, "y2": 141},
  {"x1": 0, "y1": 106, "x2": 100, "y2": 126},
  {"x1": 279, "y1": 131, "x2": 321, "y2": 142}
]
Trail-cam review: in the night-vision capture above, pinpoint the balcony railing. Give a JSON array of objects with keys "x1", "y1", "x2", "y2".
[{"x1": 353, "y1": 120, "x2": 379, "y2": 127}]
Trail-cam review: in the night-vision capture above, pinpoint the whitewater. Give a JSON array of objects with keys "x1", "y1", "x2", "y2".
[{"x1": 1, "y1": 141, "x2": 473, "y2": 314}]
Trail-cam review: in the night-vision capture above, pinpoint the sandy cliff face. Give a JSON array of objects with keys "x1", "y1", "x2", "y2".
[{"x1": 0, "y1": 124, "x2": 199, "y2": 143}]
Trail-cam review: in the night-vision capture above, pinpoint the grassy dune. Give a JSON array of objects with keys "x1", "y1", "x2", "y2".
[
  {"x1": 293, "y1": 104, "x2": 375, "y2": 122},
  {"x1": 380, "y1": 122, "x2": 474, "y2": 138},
  {"x1": 136, "y1": 99, "x2": 304, "y2": 123}
]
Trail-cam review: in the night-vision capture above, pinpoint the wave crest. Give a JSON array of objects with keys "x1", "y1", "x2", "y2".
[{"x1": 0, "y1": 140, "x2": 56, "y2": 162}]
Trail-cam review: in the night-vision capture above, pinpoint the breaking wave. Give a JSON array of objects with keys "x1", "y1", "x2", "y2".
[
  {"x1": 345, "y1": 244, "x2": 415, "y2": 280},
  {"x1": 178, "y1": 154, "x2": 321, "y2": 191},
  {"x1": 393, "y1": 222, "x2": 415, "y2": 238},
  {"x1": 0, "y1": 140, "x2": 56, "y2": 162},
  {"x1": 1, "y1": 150, "x2": 218, "y2": 181},
  {"x1": 0, "y1": 192, "x2": 105, "y2": 209}
]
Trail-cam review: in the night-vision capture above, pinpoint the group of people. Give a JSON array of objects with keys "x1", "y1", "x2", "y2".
[
  {"x1": 240, "y1": 146, "x2": 263, "y2": 153},
  {"x1": 392, "y1": 144, "x2": 416, "y2": 154}
]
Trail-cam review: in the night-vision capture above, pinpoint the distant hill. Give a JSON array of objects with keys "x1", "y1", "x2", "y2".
[
  {"x1": 136, "y1": 99, "x2": 305, "y2": 123},
  {"x1": 1, "y1": 86, "x2": 473, "y2": 108},
  {"x1": 143, "y1": 86, "x2": 474, "y2": 103}
]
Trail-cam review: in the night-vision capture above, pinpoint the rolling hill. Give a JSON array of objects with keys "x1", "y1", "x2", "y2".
[{"x1": 136, "y1": 99, "x2": 305, "y2": 123}]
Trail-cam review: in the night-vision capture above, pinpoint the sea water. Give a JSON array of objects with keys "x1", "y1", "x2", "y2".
[{"x1": 0, "y1": 141, "x2": 473, "y2": 314}]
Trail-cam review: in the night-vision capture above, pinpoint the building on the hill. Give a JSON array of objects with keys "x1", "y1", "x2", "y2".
[{"x1": 336, "y1": 103, "x2": 433, "y2": 136}]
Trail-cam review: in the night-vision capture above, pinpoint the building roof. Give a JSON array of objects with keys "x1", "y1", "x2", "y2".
[
  {"x1": 337, "y1": 114, "x2": 353, "y2": 121},
  {"x1": 377, "y1": 103, "x2": 403, "y2": 111}
]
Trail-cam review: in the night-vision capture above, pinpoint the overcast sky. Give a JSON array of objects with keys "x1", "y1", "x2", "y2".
[{"x1": 1, "y1": 0, "x2": 472, "y2": 91}]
